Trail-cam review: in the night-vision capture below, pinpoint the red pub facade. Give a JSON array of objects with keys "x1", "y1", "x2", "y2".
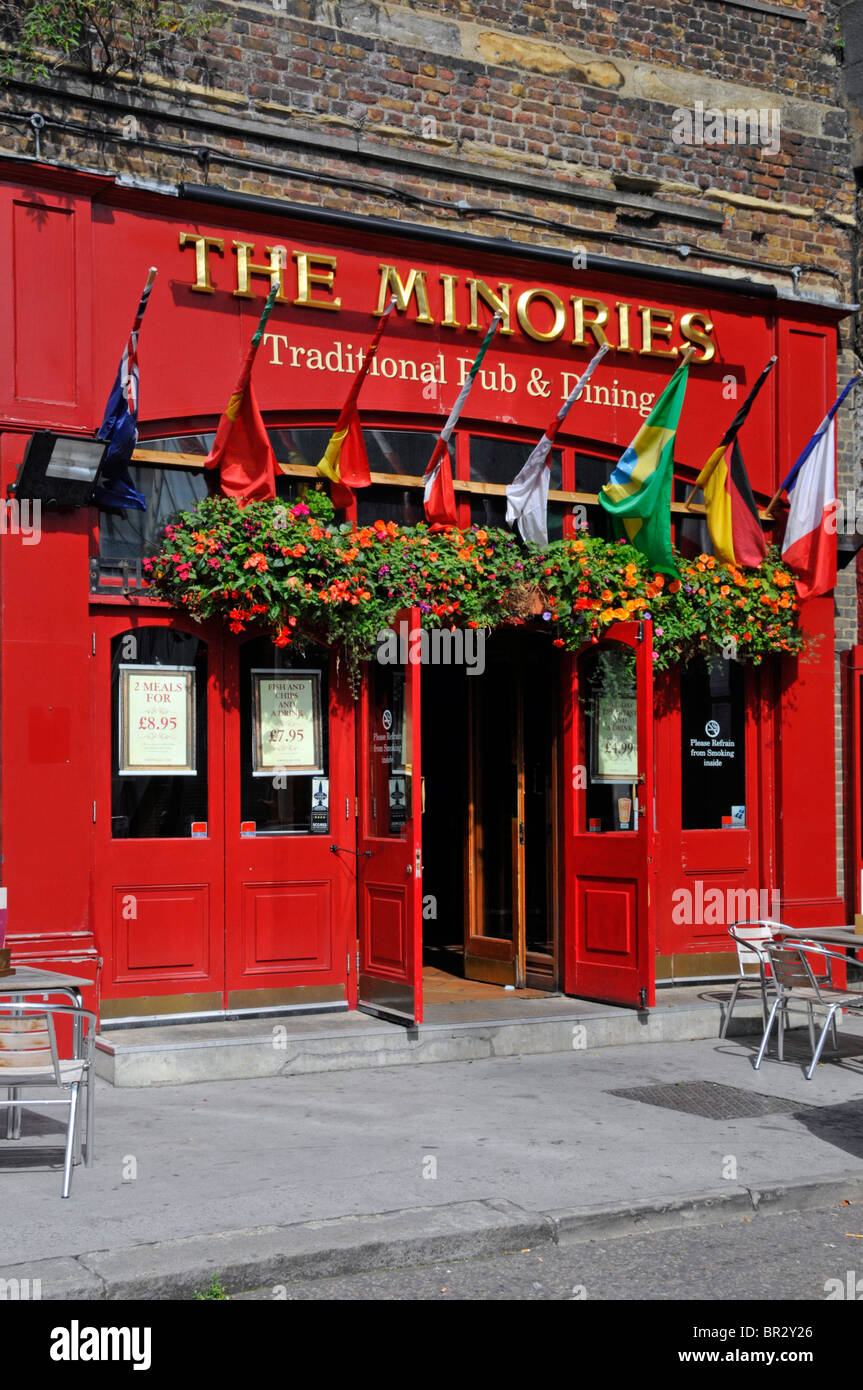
[{"x1": 0, "y1": 160, "x2": 848, "y2": 1028}]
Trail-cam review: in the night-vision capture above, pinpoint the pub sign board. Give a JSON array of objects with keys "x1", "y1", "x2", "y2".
[
  {"x1": 252, "y1": 669, "x2": 324, "y2": 776},
  {"x1": 118, "y1": 665, "x2": 196, "y2": 776}
]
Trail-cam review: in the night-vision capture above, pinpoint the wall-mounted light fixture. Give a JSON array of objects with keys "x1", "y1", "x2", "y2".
[{"x1": 10, "y1": 431, "x2": 108, "y2": 509}]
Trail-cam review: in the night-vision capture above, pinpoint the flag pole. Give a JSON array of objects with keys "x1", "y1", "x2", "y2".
[
  {"x1": 251, "y1": 278, "x2": 281, "y2": 350},
  {"x1": 765, "y1": 367, "x2": 863, "y2": 517},
  {"x1": 435, "y1": 311, "x2": 501, "y2": 445},
  {"x1": 683, "y1": 354, "x2": 777, "y2": 510}
]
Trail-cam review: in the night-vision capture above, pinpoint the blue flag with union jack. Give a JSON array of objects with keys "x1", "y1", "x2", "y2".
[{"x1": 92, "y1": 270, "x2": 156, "y2": 511}]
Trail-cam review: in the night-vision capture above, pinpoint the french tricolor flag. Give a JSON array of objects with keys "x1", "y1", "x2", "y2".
[{"x1": 781, "y1": 377, "x2": 860, "y2": 600}]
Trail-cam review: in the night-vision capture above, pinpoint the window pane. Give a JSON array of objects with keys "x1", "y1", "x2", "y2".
[
  {"x1": 357, "y1": 485, "x2": 425, "y2": 527},
  {"x1": 111, "y1": 628, "x2": 207, "y2": 838},
  {"x1": 470, "y1": 437, "x2": 561, "y2": 535},
  {"x1": 99, "y1": 465, "x2": 209, "y2": 561},
  {"x1": 575, "y1": 453, "x2": 612, "y2": 495},
  {"x1": 578, "y1": 645, "x2": 638, "y2": 833},
  {"x1": 363, "y1": 429, "x2": 437, "y2": 476},
  {"x1": 674, "y1": 477, "x2": 713, "y2": 558},
  {"x1": 680, "y1": 656, "x2": 747, "y2": 830},
  {"x1": 367, "y1": 663, "x2": 407, "y2": 840},
  {"x1": 471, "y1": 437, "x2": 562, "y2": 489},
  {"x1": 240, "y1": 638, "x2": 330, "y2": 835}
]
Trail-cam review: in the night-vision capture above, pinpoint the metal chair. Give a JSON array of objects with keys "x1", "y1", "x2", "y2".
[
  {"x1": 753, "y1": 942, "x2": 860, "y2": 1080},
  {"x1": 0, "y1": 1001, "x2": 96, "y2": 1197},
  {"x1": 720, "y1": 920, "x2": 778, "y2": 1038}
]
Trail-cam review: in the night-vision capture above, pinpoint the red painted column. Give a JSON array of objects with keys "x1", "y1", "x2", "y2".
[
  {"x1": 774, "y1": 595, "x2": 842, "y2": 929},
  {"x1": 0, "y1": 432, "x2": 101, "y2": 1013}
]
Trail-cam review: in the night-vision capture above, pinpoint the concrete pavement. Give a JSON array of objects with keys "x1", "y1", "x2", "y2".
[{"x1": 4, "y1": 1027, "x2": 863, "y2": 1296}]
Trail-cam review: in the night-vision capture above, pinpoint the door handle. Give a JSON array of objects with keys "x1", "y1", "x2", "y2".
[{"x1": 330, "y1": 844, "x2": 371, "y2": 857}]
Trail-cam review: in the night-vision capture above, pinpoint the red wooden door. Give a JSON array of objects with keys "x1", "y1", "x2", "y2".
[
  {"x1": 92, "y1": 611, "x2": 227, "y2": 1019},
  {"x1": 357, "y1": 608, "x2": 423, "y2": 1025},
  {"x1": 222, "y1": 635, "x2": 355, "y2": 1013},
  {"x1": 563, "y1": 620, "x2": 657, "y2": 1008}
]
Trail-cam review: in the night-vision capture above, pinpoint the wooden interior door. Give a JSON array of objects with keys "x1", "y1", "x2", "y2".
[
  {"x1": 464, "y1": 672, "x2": 522, "y2": 986},
  {"x1": 463, "y1": 635, "x2": 558, "y2": 989}
]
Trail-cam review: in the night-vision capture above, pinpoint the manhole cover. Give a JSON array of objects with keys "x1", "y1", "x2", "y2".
[{"x1": 608, "y1": 1080, "x2": 808, "y2": 1120}]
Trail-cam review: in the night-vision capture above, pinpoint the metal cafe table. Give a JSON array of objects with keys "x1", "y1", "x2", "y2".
[
  {"x1": 773, "y1": 926, "x2": 863, "y2": 952},
  {"x1": 0, "y1": 965, "x2": 93, "y2": 1162}
]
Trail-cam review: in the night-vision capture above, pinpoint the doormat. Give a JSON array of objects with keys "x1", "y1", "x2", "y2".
[{"x1": 608, "y1": 1080, "x2": 811, "y2": 1120}]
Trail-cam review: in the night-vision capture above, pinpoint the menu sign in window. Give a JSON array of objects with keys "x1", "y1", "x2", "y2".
[
  {"x1": 119, "y1": 665, "x2": 195, "y2": 775},
  {"x1": 252, "y1": 670, "x2": 323, "y2": 776},
  {"x1": 592, "y1": 697, "x2": 638, "y2": 783}
]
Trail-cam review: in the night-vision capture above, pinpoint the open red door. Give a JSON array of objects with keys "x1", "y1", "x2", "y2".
[
  {"x1": 563, "y1": 619, "x2": 656, "y2": 1008},
  {"x1": 356, "y1": 608, "x2": 423, "y2": 1025}
]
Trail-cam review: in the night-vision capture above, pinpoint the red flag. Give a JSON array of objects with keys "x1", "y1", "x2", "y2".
[
  {"x1": 423, "y1": 437, "x2": 458, "y2": 528},
  {"x1": 206, "y1": 284, "x2": 279, "y2": 506},
  {"x1": 422, "y1": 313, "x2": 501, "y2": 528}
]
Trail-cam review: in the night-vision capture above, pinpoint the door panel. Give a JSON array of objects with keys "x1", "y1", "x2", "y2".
[
  {"x1": 93, "y1": 614, "x2": 226, "y2": 1019},
  {"x1": 564, "y1": 621, "x2": 657, "y2": 1008},
  {"x1": 357, "y1": 608, "x2": 423, "y2": 1024},
  {"x1": 223, "y1": 636, "x2": 353, "y2": 1011}
]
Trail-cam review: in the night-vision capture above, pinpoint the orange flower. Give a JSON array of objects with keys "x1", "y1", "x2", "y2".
[
  {"x1": 773, "y1": 570, "x2": 791, "y2": 588},
  {"x1": 244, "y1": 553, "x2": 268, "y2": 573},
  {"x1": 720, "y1": 585, "x2": 730, "y2": 596}
]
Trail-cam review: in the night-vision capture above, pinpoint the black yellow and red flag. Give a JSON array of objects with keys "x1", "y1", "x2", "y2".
[{"x1": 692, "y1": 356, "x2": 776, "y2": 567}]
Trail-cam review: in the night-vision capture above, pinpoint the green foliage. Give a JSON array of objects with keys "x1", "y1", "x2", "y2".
[
  {"x1": 1, "y1": 0, "x2": 219, "y2": 81},
  {"x1": 193, "y1": 1275, "x2": 229, "y2": 1300},
  {"x1": 144, "y1": 490, "x2": 806, "y2": 686}
]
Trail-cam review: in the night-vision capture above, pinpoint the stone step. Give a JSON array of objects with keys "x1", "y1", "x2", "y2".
[{"x1": 94, "y1": 986, "x2": 764, "y2": 1087}]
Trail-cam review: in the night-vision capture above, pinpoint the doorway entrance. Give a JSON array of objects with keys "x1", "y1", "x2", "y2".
[
  {"x1": 422, "y1": 632, "x2": 559, "y2": 991},
  {"x1": 93, "y1": 611, "x2": 355, "y2": 1021}
]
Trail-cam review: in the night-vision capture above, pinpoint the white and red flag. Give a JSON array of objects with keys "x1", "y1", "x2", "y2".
[
  {"x1": 505, "y1": 344, "x2": 610, "y2": 546},
  {"x1": 423, "y1": 313, "x2": 501, "y2": 527},
  {"x1": 780, "y1": 376, "x2": 861, "y2": 599}
]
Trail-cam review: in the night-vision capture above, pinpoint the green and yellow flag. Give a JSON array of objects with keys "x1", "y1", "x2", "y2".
[{"x1": 598, "y1": 354, "x2": 692, "y2": 577}]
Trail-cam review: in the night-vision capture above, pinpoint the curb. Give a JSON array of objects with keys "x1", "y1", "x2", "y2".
[{"x1": 11, "y1": 1172, "x2": 863, "y2": 1299}]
